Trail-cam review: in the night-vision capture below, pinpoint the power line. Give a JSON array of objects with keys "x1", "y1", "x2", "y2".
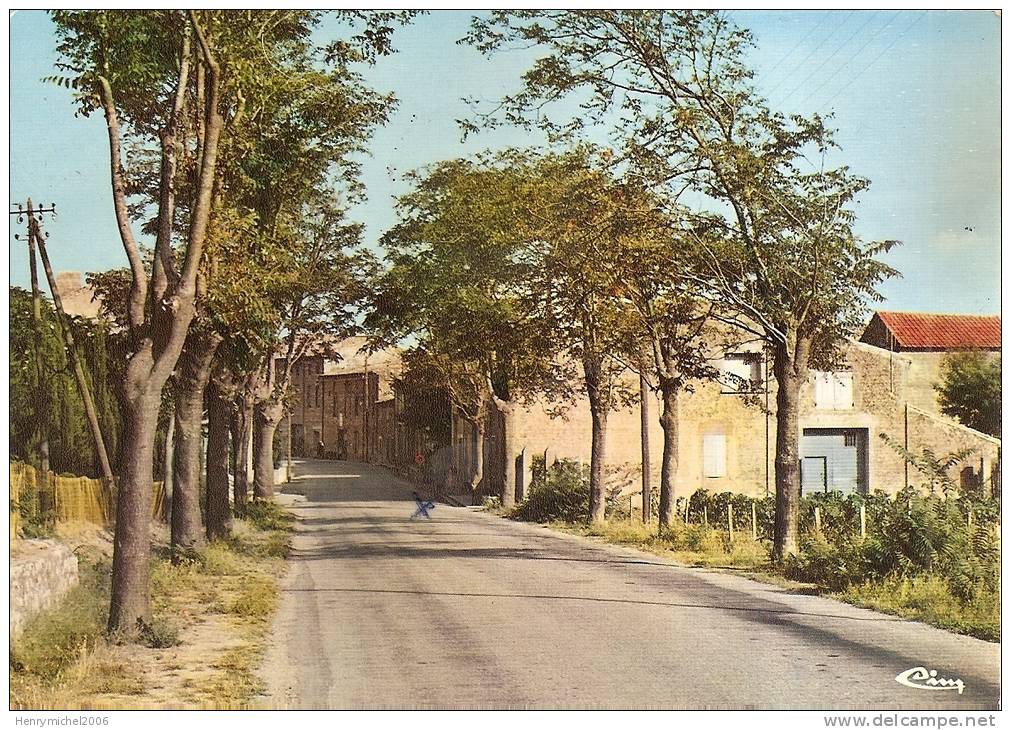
[
  {"x1": 796, "y1": 11, "x2": 901, "y2": 109},
  {"x1": 765, "y1": 10, "x2": 854, "y2": 97},
  {"x1": 761, "y1": 11, "x2": 832, "y2": 79},
  {"x1": 779, "y1": 11, "x2": 878, "y2": 104},
  {"x1": 819, "y1": 11, "x2": 928, "y2": 112}
]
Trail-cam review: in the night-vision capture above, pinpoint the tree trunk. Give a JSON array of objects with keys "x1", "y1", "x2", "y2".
[
  {"x1": 585, "y1": 355, "x2": 608, "y2": 524},
  {"x1": 233, "y1": 388, "x2": 253, "y2": 512},
  {"x1": 588, "y1": 404, "x2": 608, "y2": 524},
  {"x1": 253, "y1": 401, "x2": 282, "y2": 500},
  {"x1": 205, "y1": 381, "x2": 232, "y2": 540},
  {"x1": 640, "y1": 372, "x2": 651, "y2": 524},
  {"x1": 171, "y1": 332, "x2": 219, "y2": 557},
  {"x1": 469, "y1": 417, "x2": 486, "y2": 502},
  {"x1": 108, "y1": 393, "x2": 160, "y2": 634},
  {"x1": 496, "y1": 398, "x2": 518, "y2": 509},
  {"x1": 162, "y1": 410, "x2": 174, "y2": 524},
  {"x1": 658, "y1": 382, "x2": 679, "y2": 528},
  {"x1": 100, "y1": 14, "x2": 224, "y2": 636},
  {"x1": 772, "y1": 343, "x2": 804, "y2": 561}
]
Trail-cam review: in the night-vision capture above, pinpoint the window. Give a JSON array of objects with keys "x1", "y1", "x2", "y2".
[
  {"x1": 844, "y1": 433, "x2": 857, "y2": 448},
  {"x1": 814, "y1": 371, "x2": 854, "y2": 410},
  {"x1": 720, "y1": 353, "x2": 762, "y2": 394},
  {"x1": 702, "y1": 434, "x2": 726, "y2": 478}
]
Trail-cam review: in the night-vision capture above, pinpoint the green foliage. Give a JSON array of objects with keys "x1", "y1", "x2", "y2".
[
  {"x1": 513, "y1": 456, "x2": 624, "y2": 522},
  {"x1": 880, "y1": 434, "x2": 974, "y2": 495},
  {"x1": 369, "y1": 152, "x2": 577, "y2": 408},
  {"x1": 783, "y1": 486, "x2": 999, "y2": 610},
  {"x1": 136, "y1": 618, "x2": 181, "y2": 648},
  {"x1": 10, "y1": 559, "x2": 110, "y2": 680},
  {"x1": 840, "y1": 575, "x2": 999, "y2": 643},
  {"x1": 935, "y1": 351, "x2": 1001, "y2": 437},
  {"x1": 225, "y1": 576, "x2": 277, "y2": 619},
  {"x1": 392, "y1": 348, "x2": 455, "y2": 446},
  {"x1": 243, "y1": 500, "x2": 295, "y2": 534},
  {"x1": 9, "y1": 287, "x2": 123, "y2": 478}
]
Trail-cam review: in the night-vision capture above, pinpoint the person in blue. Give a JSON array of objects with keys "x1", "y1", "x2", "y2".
[{"x1": 411, "y1": 491, "x2": 435, "y2": 519}]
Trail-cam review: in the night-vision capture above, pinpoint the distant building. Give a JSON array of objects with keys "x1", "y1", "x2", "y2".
[
  {"x1": 450, "y1": 311, "x2": 1001, "y2": 502},
  {"x1": 53, "y1": 271, "x2": 103, "y2": 319},
  {"x1": 278, "y1": 337, "x2": 408, "y2": 465}
]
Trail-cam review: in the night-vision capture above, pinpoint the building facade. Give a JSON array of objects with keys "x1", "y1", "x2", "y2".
[
  {"x1": 277, "y1": 314, "x2": 1000, "y2": 504},
  {"x1": 448, "y1": 312, "x2": 1001, "y2": 501}
]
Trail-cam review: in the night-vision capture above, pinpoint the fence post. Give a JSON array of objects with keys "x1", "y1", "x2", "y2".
[
  {"x1": 751, "y1": 501, "x2": 758, "y2": 541},
  {"x1": 629, "y1": 493, "x2": 633, "y2": 523},
  {"x1": 814, "y1": 506, "x2": 821, "y2": 533},
  {"x1": 728, "y1": 503, "x2": 734, "y2": 541},
  {"x1": 860, "y1": 504, "x2": 867, "y2": 539},
  {"x1": 703, "y1": 505, "x2": 708, "y2": 528},
  {"x1": 968, "y1": 510, "x2": 973, "y2": 530}
]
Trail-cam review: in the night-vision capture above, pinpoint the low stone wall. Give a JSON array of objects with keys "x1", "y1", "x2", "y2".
[{"x1": 10, "y1": 539, "x2": 79, "y2": 638}]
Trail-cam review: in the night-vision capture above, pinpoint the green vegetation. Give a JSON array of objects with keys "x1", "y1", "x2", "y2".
[
  {"x1": 506, "y1": 465, "x2": 999, "y2": 642},
  {"x1": 10, "y1": 287, "x2": 122, "y2": 478},
  {"x1": 10, "y1": 508, "x2": 293, "y2": 709},
  {"x1": 935, "y1": 350, "x2": 1001, "y2": 437}
]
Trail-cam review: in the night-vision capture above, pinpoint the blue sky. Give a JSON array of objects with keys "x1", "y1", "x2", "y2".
[{"x1": 8, "y1": 10, "x2": 1001, "y2": 315}]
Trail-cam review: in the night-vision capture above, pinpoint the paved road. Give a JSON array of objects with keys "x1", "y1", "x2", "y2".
[{"x1": 261, "y1": 459, "x2": 1000, "y2": 710}]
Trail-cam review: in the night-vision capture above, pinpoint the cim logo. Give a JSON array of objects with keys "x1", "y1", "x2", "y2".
[{"x1": 895, "y1": 667, "x2": 965, "y2": 695}]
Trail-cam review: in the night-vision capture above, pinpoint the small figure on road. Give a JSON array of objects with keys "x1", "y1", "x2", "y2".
[
  {"x1": 411, "y1": 491, "x2": 436, "y2": 519},
  {"x1": 317, "y1": 439, "x2": 325, "y2": 459}
]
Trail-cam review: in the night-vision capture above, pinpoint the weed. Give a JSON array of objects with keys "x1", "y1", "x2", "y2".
[
  {"x1": 137, "y1": 618, "x2": 181, "y2": 649},
  {"x1": 226, "y1": 576, "x2": 277, "y2": 619},
  {"x1": 244, "y1": 500, "x2": 294, "y2": 533}
]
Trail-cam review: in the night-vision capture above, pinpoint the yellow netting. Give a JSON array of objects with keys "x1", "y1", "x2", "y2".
[{"x1": 10, "y1": 462, "x2": 166, "y2": 536}]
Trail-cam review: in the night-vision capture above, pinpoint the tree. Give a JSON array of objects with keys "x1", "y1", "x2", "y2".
[
  {"x1": 935, "y1": 351, "x2": 1001, "y2": 437},
  {"x1": 370, "y1": 154, "x2": 572, "y2": 508},
  {"x1": 396, "y1": 346, "x2": 486, "y2": 498},
  {"x1": 52, "y1": 9, "x2": 225, "y2": 633},
  {"x1": 10, "y1": 286, "x2": 123, "y2": 477},
  {"x1": 510, "y1": 150, "x2": 640, "y2": 523},
  {"x1": 249, "y1": 203, "x2": 379, "y2": 499},
  {"x1": 464, "y1": 10, "x2": 899, "y2": 558}
]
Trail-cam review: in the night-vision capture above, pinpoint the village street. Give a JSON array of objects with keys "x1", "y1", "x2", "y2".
[{"x1": 261, "y1": 459, "x2": 1000, "y2": 710}]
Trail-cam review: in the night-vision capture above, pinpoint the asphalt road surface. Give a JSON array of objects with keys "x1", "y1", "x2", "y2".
[{"x1": 261, "y1": 459, "x2": 1000, "y2": 710}]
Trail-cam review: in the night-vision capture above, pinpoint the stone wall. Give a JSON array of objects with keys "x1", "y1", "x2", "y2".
[{"x1": 10, "y1": 539, "x2": 79, "y2": 638}]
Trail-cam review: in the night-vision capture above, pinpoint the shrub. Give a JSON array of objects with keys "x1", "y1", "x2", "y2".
[
  {"x1": 512, "y1": 457, "x2": 623, "y2": 523},
  {"x1": 244, "y1": 500, "x2": 294, "y2": 533},
  {"x1": 137, "y1": 618, "x2": 180, "y2": 648}
]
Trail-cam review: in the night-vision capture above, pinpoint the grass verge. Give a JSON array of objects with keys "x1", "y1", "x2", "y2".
[
  {"x1": 10, "y1": 502, "x2": 294, "y2": 709},
  {"x1": 508, "y1": 514, "x2": 999, "y2": 642}
]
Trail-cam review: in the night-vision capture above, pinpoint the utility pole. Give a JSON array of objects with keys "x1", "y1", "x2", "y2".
[
  {"x1": 13, "y1": 200, "x2": 115, "y2": 487},
  {"x1": 11, "y1": 200, "x2": 52, "y2": 492},
  {"x1": 639, "y1": 372, "x2": 651, "y2": 524}
]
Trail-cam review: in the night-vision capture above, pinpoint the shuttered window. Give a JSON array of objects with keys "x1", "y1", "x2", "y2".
[
  {"x1": 814, "y1": 371, "x2": 854, "y2": 410},
  {"x1": 702, "y1": 434, "x2": 726, "y2": 478}
]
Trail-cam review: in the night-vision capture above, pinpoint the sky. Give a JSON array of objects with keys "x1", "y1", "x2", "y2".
[{"x1": 7, "y1": 10, "x2": 1002, "y2": 315}]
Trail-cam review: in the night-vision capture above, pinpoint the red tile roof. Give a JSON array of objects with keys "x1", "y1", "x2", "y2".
[{"x1": 868, "y1": 311, "x2": 1001, "y2": 351}]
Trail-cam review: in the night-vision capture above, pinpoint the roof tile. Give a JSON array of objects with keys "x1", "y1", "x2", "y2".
[{"x1": 874, "y1": 311, "x2": 1001, "y2": 350}]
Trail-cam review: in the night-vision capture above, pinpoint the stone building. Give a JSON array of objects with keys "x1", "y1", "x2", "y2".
[
  {"x1": 448, "y1": 311, "x2": 1001, "y2": 502},
  {"x1": 279, "y1": 337, "x2": 404, "y2": 464}
]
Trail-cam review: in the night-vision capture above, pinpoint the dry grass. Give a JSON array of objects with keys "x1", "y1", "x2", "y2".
[
  {"x1": 527, "y1": 515, "x2": 998, "y2": 641},
  {"x1": 10, "y1": 511, "x2": 293, "y2": 710}
]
